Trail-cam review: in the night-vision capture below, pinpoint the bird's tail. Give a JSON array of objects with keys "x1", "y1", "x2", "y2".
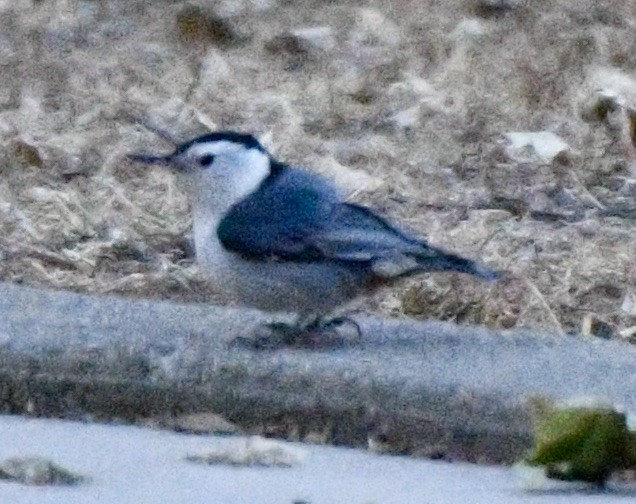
[{"x1": 414, "y1": 248, "x2": 502, "y2": 281}]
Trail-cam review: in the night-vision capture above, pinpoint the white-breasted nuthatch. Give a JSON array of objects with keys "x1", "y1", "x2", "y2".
[{"x1": 130, "y1": 131, "x2": 500, "y2": 347}]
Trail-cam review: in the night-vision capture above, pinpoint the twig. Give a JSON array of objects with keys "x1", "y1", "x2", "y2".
[
  {"x1": 524, "y1": 278, "x2": 565, "y2": 336},
  {"x1": 568, "y1": 169, "x2": 606, "y2": 211}
]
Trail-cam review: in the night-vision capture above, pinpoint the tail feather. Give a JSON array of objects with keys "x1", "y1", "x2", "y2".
[{"x1": 415, "y1": 249, "x2": 502, "y2": 281}]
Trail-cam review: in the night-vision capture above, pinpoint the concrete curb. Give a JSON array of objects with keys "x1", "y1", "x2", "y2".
[{"x1": 1, "y1": 283, "x2": 634, "y2": 463}]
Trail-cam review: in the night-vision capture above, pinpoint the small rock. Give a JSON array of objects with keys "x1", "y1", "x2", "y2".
[
  {"x1": 578, "y1": 67, "x2": 636, "y2": 175},
  {"x1": 9, "y1": 137, "x2": 100, "y2": 176},
  {"x1": 503, "y1": 131, "x2": 570, "y2": 163},
  {"x1": 580, "y1": 67, "x2": 636, "y2": 119},
  {"x1": 580, "y1": 313, "x2": 614, "y2": 339},
  {"x1": 388, "y1": 105, "x2": 422, "y2": 132},
  {"x1": 618, "y1": 326, "x2": 636, "y2": 340},
  {"x1": 186, "y1": 436, "x2": 305, "y2": 468},
  {"x1": 0, "y1": 457, "x2": 86, "y2": 486},
  {"x1": 620, "y1": 289, "x2": 636, "y2": 317},
  {"x1": 446, "y1": 18, "x2": 490, "y2": 64},
  {"x1": 451, "y1": 18, "x2": 488, "y2": 45},
  {"x1": 198, "y1": 49, "x2": 233, "y2": 87},
  {"x1": 0, "y1": 116, "x2": 18, "y2": 139},
  {"x1": 386, "y1": 75, "x2": 447, "y2": 113},
  {"x1": 328, "y1": 67, "x2": 367, "y2": 96},
  {"x1": 290, "y1": 26, "x2": 335, "y2": 51},
  {"x1": 580, "y1": 89, "x2": 624, "y2": 125},
  {"x1": 170, "y1": 412, "x2": 240, "y2": 435},
  {"x1": 353, "y1": 7, "x2": 401, "y2": 48},
  {"x1": 52, "y1": 152, "x2": 85, "y2": 176}
]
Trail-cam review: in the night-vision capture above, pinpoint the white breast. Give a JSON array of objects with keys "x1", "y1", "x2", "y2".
[{"x1": 192, "y1": 213, "x2": 366, "y2": 315}]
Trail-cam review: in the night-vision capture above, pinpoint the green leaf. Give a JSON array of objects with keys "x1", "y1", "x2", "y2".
[{"x1": 527, "y1": 405, "x2": 631, "y2": 484}]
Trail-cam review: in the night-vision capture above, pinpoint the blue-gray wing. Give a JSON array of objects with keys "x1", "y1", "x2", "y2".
[
  {"x1": 309, "y1": 203, "x2": 426, "y2": 260},
  {"x1": 217, "y1": 167, "x2": 340, "y2": 260},
  {"x1": 310, "y1": 204, "x2": 499, "y2": 279},
  {"x1": 217, "y1": 167, "x2": 498, "y2": 279}
]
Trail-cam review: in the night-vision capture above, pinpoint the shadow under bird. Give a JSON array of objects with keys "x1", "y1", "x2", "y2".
[{"x1": 130, "y1": 131, "x2": 500, "y2": 348}]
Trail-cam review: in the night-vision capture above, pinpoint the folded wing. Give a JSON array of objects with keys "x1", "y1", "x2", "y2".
[{"x1": 217, "y1": 168, "x2": 499, "y2": 280}]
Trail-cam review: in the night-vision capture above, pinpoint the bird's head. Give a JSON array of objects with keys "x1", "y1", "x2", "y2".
[{"x1": 130, "y1": 131, "x2": 272, "y2": 214}]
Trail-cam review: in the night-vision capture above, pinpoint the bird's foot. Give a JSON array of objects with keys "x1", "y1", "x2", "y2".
[
  {"x1": 300, "y1": 316, "x2": 362, "y2": 349},
  {"x1": 233, "y1": 321, "x2": 303, "y2": 350},
  {"x1": 232, "y1": 316, "x2": 362, "y2": 350}
]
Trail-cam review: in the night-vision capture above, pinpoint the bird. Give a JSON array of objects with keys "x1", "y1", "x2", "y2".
[{"x1": 130, "y1": 131, "x2": 500, "y2": 348}]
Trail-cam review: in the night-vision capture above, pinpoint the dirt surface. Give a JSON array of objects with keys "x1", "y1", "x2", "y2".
[{"x1": 0, "y1": 0, "x2": 634, "y2": 338}]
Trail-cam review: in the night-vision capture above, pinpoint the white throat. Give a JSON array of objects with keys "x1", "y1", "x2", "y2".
[
  {"x1": 193, "y1": 148, "x2": 270, "y2": 214},
  {"x1": 191, "y1": 147, "x2": 271, "y2": 257}
]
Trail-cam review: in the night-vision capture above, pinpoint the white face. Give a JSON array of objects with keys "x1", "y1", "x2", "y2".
[
  {"x1": 177, "y1": 140, "x2": 245, "y2": 171},
  {"x1": 172, "y1": 140, "x2": 271, "y2": 216}
]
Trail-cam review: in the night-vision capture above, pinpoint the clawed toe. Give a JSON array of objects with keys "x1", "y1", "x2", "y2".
[
  {"x1": 316, "y1": 316, "x2": 361, "y2": 336},
  {"x1": 231, "y1": 316, "x2": 362, "y2": 350},
  {"x1": 230, "y1": 321, "x2": 300, "y2": 350},
  {"x1": 302, "y1": 316, "x2": 362, "y2": 348}
]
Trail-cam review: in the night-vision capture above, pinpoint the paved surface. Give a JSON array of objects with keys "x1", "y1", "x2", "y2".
[
  {"x1": 0, "y1": 415, "x2": 633, "y2": 504},
  {"x1": 0, "y1": 282, "x2": 635, "y2": 463}
]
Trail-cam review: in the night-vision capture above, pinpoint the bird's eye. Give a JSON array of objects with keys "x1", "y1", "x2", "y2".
[{"x1": 199, "y1": 154, "x2": 215, "y2": 167}]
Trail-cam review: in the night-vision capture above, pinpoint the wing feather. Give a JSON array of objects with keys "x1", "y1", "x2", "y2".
[
  {"x1": 217, "y1": 167, "x2": 338, "y2": 260},
  {"x1": 216, "y1": 167, "x2": 498, "y2": 279}
]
